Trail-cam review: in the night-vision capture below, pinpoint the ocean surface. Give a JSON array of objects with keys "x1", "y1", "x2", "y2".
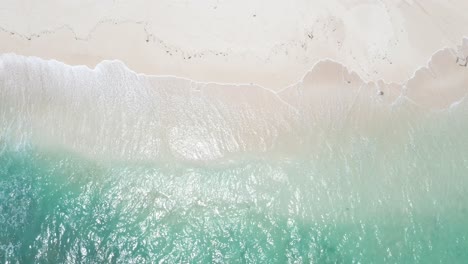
[{"x1": 1, "y1": 53, "x2": 468, "y2": 263}]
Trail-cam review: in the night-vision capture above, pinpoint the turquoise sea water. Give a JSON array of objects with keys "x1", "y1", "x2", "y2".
[
  {"x1": 2, "y1": 113, "x2": 468, "y2": 263},
  {"x1": 1, "y1": 54, "x2": 468, "y2": 263}
]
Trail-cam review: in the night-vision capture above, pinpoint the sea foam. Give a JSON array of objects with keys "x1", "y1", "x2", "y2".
[{"x1": 1, "y1": 44, "x2": 468, "y2": 162}]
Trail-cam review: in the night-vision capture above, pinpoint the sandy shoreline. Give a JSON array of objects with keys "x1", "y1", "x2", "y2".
[
  {"x1": 1, "y1": 42, "x2": 467, "y2": 162},
  {"x1": 1, "y1": 0, "x2": 468, "y2": 90}
]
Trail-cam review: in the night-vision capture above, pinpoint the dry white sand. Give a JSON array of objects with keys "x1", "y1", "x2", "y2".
[{"x1": 1, "y1": 0, "x2": 468, "y2": 89}]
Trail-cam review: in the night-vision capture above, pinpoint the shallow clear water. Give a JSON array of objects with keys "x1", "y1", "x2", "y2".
[
  {"x1": 2, "y1": 114, "x2": 468, "y2": 263},
  {"x1": 1, "y1": 54, "x2": 468, "y2": 263}
]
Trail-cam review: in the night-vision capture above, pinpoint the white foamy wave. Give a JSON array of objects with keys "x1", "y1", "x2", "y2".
[
  {"x1": 1, "y1": 45, "x2": 467, "y2": 162},
  {"x1": 0, "y1": 54, "x2": 297, "y2": 162}
]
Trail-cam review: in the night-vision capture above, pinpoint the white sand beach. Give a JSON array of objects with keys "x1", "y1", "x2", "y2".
[{"x1": 1, "y1": 0, "x2": 468, "y2": 89}]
